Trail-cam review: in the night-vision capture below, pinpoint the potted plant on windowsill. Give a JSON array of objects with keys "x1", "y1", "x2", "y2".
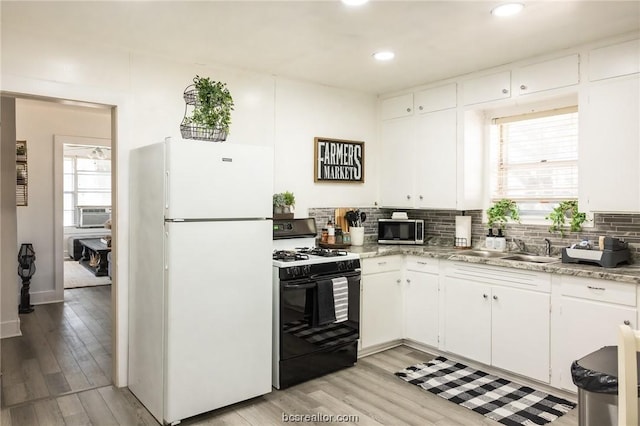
[
  {"x1": 180, "y1": 75, "x2": 234, "y2": 142},
  {"x1": 546, "y1": 200, "x2": 587, "y2": 237}
]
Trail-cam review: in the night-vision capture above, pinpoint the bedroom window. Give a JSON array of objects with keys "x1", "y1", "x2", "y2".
[{"x1": 489, "y1": 106, "x2": 578, "y2": 218}]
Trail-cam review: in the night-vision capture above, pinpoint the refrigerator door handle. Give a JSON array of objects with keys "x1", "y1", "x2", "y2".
[{"x1": 165, "y1": 171, "x2": 170, "y2": 209}]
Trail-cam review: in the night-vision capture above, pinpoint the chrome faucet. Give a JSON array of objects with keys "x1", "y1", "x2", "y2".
[
  {"x1": 512, "y1": 238, "x2": 526, "y2": 253},
  {"x1": 544, "y1": 238, "x2": 552, "y2": 256}
]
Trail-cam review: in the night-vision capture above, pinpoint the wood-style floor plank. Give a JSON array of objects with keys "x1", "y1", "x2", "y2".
[
  {"x1": 1, "y1": 285, "x2": 578, "y2": 426},
  {"x1": 32, "y1": 398, "x2": 66, "y2": 426}
]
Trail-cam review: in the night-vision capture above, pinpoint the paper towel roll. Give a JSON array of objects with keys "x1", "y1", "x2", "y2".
[{"x1": 455, "y1": 216, "x2": 472, "y2": 248}]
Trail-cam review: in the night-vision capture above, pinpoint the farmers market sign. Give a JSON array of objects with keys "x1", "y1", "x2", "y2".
[{"x1": 314, "y1": 137, "x2": 364, "y2": 183}]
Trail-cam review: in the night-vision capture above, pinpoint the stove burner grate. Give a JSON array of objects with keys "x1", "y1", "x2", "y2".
[
  {"x1": 296, "y1": 247, "x2": 348, "y2": 257},
  {"x1": 273, "y1": 250, "x2": 310, "y2": 262}
]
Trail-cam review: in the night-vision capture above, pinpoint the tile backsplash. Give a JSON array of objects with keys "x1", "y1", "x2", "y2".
[{"x1": 308, "y1": 208, "x2": 640, "y2": 259}]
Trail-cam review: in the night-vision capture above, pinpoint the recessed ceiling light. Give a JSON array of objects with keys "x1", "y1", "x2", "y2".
[
  {"x1": 342, "y1": 0, "x2": 369, "y2": 6},
  {"x1": 373, "y1": 51, "x2": 395, "y2": 61},
  {"x1": 491, "y1": 3, "x2": 524, "y2": 17}
]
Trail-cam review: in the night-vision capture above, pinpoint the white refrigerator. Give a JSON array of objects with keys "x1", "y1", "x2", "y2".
[{"x1": 129, "y1": 138, "x2": 273, "y2": 425}]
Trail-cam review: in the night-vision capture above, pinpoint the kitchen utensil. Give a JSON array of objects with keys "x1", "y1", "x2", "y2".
[{"x1": 360, "y1": 212, "x2": 366, "y2": 224}]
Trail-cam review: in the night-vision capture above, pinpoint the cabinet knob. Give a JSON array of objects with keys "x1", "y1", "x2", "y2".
[
  {"x1": 624, "y1": 320, "x2": 631, "y2": 325},
  {"x1": 406, "y1": 195, "x2": 411, "y2": 200},
  {"x1": 483, "y1": 294, "x2": 488, "y2": 299},
  {"x1": 493, "y1": 295, "x2": 498, "y2": 300},
  {"x1": 396, "y1": 279, "x2": 401, "y2": 284},
  {"x1": 418, "y1": 106, "x2": 423, "y2": 111},
  {"x1": 406, "y1": 279, "x2": 411, "y2": 284},
  {"x1": 406, "y1": 107, "x2": 412, "y2": 113},
  {"x1": 419, "y1": 195, "x2": 424, "y2": 200},
  {"x1": 502, "y1": 88, "x2": 509, "y2": 94},
  {"x1": 520, "y1": 84, "x2": 527, "y2": 90}
]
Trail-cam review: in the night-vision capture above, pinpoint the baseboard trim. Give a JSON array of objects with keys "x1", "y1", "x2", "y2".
[
  {"x1": 1, "y1": 319, "x2": 22, "y2": 339},
  {"x1": 30, "y1": 290, "x2": 63, "y2": 305}
]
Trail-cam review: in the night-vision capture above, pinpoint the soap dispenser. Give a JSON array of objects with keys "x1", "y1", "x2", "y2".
[
  {"x1": 485, "y1": 229, "x2": 496, "y2": 250},
  {"x1": 494, "y1": 229, "x2": 506, "y2": 252}
]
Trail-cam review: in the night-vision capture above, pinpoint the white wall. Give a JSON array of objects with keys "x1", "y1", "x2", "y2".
[
  {"x1": 1, "y1": 26, "x2": 377, "y2": 383},
  {"x1": 274, "y1": 79, "x2": 377, "y2": 215},
  {"x1": 15, "y1": 99, "x2": 111, "y2": 304},
  {"x1": 1, "y1": 96, "x2": 21, "y2": 338}
]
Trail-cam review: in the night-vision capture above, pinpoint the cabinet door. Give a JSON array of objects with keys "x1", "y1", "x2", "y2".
[
  {"x1": 361, "y1": 271, "x2": 403, "y2": 349},
  {"x1": 379, "y1": 117, "x2": 415, "y2": 208},
  {"x1": 415, "y1": 83, "x2": 457, "y2": 114},
  {"x1": 514, "y1": 54, "x2": 579, "y2": 96},
  {"x1": 557, "y1": 297, "x2": 637, "y2": 391},
  {"x1": 462, "y1": 71, "x2": 511, "y2": 105},
  {"x1": 414, "y1": 109, "x2": 457, "y2": 209},
  {"x1": 579, "y1": 75, "x2": 640, "y2": 212},
  {"x1": 404, "y1": 270, "x2": 439, "y2": 347},
  {"x1": 589, "y1": 39, "x2": 640, "y2": 81},
  {"x1": 443, "y1": 277, "x2": 491, "y2": 364},
  {"x1": 381, "y1": 93, "x2": 414, "y2": 120},
  {"x1": 491, "y1": 286, "x2": 550, "y2": 383}
]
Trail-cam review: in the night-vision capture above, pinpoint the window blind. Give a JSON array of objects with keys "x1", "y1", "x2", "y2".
[{"x1": 490, "y1": 107, "x2": 578, "y2": 204}]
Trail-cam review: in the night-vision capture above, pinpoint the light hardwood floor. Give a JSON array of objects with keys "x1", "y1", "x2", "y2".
[{"x1": 1, "y1": 287, "x2": 579, "y2": 425}]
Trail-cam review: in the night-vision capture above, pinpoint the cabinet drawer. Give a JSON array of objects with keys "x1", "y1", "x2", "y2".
[
  {"x1": 405, "y1": 256, "x2": 439, "y2": 274},
  {"x1": 561, "y1": 276, "x2": 636, "y2": 306},
  {"x1": 362, "y1": 255, "x2": 403, "y2": 274}
]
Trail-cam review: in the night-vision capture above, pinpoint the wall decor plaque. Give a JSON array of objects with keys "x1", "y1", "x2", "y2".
[{"x1": 314, "y1": 137, "x2": 364, "y2": 183}]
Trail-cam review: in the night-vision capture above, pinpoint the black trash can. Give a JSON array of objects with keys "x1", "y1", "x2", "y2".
[{"x1": 571, "y1": 346, "x2": 640, "y2": 426}]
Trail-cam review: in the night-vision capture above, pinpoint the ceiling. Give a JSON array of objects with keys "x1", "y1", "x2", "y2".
[{"x1": 2, "y1": 1, "x2": 639, "y2": 94}]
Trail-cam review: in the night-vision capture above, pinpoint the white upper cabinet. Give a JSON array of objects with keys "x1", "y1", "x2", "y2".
[
  {"x1": 589, "y1": 39, "x2": 640, "y2": 81},
  {"x1": 414, "y1": 108, "x2": 457, "y2": 209},
  {"x1": 379, "y1": 117, "x2": 416, "y2": 208},
  {"x1": 380, "y1": 93, "x2": 414, "y2": 120},
  {"x1": 513, "y1": 54, "x2": 580, "y2": 96},
  {"x1": 579, "y1": 74, "x2": 640, "y2": 212},
  {"x1": 415, "y1": 83, "x2": 457, "y2": 114},
  {"x1": 462, "y1": 71, "x2": 511, "y2": 105}
]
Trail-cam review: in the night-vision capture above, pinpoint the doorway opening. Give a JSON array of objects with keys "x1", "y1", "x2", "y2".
[
  {"x1": 61, "y1": 140, "x2": 113, "y2": 290},
  {"x1": 6, "y1": 95, "x2": 118, "y2": 396}
]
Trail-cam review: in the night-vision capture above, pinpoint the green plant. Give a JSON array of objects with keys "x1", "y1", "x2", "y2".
[
  {"x1": 272, "y1": 193, "x2": 286, "y2": 208},
  {"x1": 486, "y1": 199, "x2": 520, "y2": 231},
  {"x1": 190, "y1": 75, "x2": 234, "y2": 133},
  {"x1": 546, "y1": 200, "x2": 587, "y2": 237},
  {"x1": 282, "y1": 191, "x2": 295, "y2": 208}
]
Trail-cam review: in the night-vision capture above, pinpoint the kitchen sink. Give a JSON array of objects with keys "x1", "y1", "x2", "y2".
[
  {"x1": 457, "y1": 250, "x2": 511, "y2": 258},
  {"x1": 501, "y1": 254, "x2": 560, "y2": 264}
]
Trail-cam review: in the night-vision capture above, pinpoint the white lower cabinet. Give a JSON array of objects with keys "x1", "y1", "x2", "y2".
[
  {"x1": 360, "y1": 256, "x2": 403, "y2": 351},
  {"x1": 553, "y1": 276, "x2": 637, "y2": 391},
  {"x1": 404, "y1": 257, "x2": 439, "y2": 347},
  {"x1": 443, "y1": 262, "x2": 551, "y2": 382},
  {"x1": 443, "y1": 277, "x2": 492, "y2": 364}
]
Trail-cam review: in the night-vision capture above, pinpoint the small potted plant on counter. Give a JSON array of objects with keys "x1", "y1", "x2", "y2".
[
  {"x1": 546, "y1": 200, "x2": 587, "y2": 237},
  {"x1": 486, "y1": 199, "x2": 520, "y2": 250},
  {"x1": 273, "y1": 191, "x2": 295, "y2": 219}
]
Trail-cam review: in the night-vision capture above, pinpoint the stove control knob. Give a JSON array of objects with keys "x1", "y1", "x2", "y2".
[{"x1": 302, "y1": 265, "x2": 311, "y2": 276}]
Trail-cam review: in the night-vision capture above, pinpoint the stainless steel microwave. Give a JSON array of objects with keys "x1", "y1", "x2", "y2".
[{"x1": 378, "y1": 219, "x2": 424, "y2": 244}]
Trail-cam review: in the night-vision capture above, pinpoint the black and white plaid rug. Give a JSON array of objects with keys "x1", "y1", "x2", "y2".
[{"x1": 395, "y1": 356, "x2": 576, "y2": 426}]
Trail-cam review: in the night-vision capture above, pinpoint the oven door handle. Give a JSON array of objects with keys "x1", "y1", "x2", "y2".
[
  {"x1": 309, "y1": 270, "x2": 361, "y2": 280},
  {"x1": 283, "y1": 282, "x2": 316, "y2": 289}
]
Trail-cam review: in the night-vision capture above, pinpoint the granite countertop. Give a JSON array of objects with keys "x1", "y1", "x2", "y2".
[{"x1": 348, "y1": 243, "x2": 640, "y2": 285}]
